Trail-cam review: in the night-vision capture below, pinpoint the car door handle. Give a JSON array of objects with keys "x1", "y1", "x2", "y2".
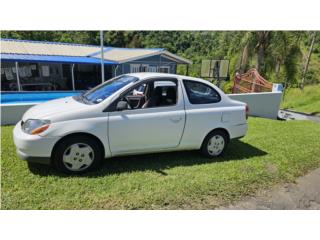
[{"x1": 170, "y1": 117, "x2": 182, "y2": 123}]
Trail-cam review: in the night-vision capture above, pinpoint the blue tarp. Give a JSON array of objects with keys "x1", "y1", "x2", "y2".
[{"x1": 0, "y1": 53, "x2": 117, "y2": 65}]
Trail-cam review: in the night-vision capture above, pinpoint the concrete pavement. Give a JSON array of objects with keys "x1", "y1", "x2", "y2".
[{"x1": 221, "y1": 168, "x2": 320, "y2": 210}]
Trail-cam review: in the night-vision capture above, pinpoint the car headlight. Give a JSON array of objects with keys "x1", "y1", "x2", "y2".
[{"x1": 22, "y1": 119, "x2": 50, "y2": 135}]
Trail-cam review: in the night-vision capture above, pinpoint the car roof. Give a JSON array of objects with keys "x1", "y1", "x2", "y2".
[
  {"x1": 126, "y1": 72, "x2": 223, "y2": 89},
  {"x1": 127, "y1": 72, "x2": 181, "y2": 79},
  {"x1": 115, "y1": 73, "x2": 227, "y2": 103},
  {"x1": 126, "y1": 72, "x2": 208, "y2": 83},
  {"x1": 154, "y1": 81, "x2": 176, "y2": 87}
]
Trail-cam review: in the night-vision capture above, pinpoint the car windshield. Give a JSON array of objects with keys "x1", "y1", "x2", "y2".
[{"x1": 77, "y1": 75, "x2": 139, "y2": 104}]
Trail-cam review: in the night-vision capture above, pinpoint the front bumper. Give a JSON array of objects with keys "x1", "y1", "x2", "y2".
[
  {"x1": 13, "y1": 121, "x2": 60, "y2": 165},
  {"x1": 16, "y1": 149, "x2": 51, "y2": 164}
]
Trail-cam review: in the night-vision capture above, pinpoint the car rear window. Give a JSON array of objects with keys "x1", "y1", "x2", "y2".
[{"x1": 183, "y1": 80, "x2": 221, "y2": 104}]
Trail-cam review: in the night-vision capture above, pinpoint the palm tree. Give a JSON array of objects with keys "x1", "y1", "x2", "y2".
[
  {"x1": 255, "y1": 31, "x2": 270, "y2": 73},
  {"x1": 301, "y1": 31, "x2": 317, "y2": 89}
]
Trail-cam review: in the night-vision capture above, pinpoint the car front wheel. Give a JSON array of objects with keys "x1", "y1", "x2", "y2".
[
  {"x1": 201, "y1": 130, "x2": 229, "y2": 157},
  {"x1": 52, "y1": 135, "x2": 102, "y2": 174}
]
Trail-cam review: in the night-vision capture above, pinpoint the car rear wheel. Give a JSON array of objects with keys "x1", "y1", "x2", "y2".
[
  {"x1": 52, "y1": 135, "x2": 102, "y2": 174},
  {"x1": 201, "y1": 130, "x2": 229, "y2": 157}
]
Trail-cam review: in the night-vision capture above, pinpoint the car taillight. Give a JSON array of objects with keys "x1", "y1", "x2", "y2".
[{"x1": 245, "y1": 104, "x2": 249, "y2": 119}]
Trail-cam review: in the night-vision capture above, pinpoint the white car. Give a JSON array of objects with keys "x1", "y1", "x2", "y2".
[{"x1": 13, "y1": 73, "x2": 248, "y2": 174}]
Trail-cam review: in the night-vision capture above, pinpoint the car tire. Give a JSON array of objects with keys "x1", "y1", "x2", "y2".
[
  {"x1": 52, "y1": 135, "x2": 102, "y2": 174},
  {"x1": 201, "y1": 130, "x2": 229, "y2": 158}
]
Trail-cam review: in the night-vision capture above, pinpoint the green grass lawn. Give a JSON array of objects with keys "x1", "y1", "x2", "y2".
[
  {"x1": 1, "y1": 117, "x2": 320, "y2": 209},
  {"x1": 281, "y1": 84, "x2": 320, "y2": 114}
]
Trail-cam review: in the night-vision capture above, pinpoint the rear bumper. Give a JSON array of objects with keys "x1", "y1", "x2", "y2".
[
  {"x1": 228, "y1": 123, "x2": 248, "y2": 139},
  {"x1": 13, "y1": 121, "x2": 60, "y2": 165}
]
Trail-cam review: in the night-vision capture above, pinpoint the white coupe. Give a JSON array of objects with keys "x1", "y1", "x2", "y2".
[{"x1": 13, "y1": 73, "x2": 248, "y2": 174}]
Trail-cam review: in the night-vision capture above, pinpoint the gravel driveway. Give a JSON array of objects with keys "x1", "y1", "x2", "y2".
[{"x1": 221, "y1": 168, "x2": 320, "y2": 210}]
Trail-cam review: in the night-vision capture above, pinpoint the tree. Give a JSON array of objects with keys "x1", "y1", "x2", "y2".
[
  {"x1": 301, "y1": 31, "x2": 317, "y2": 89},
  {"x1": 255, "y1": 31, "x2": 270, "y2": 74},
  {"x1": 1, "y1": 30, "x2": 319, "y2": 86},
  {"x1": 237, "y1": 32, "x2": 253, "y2": 73}
]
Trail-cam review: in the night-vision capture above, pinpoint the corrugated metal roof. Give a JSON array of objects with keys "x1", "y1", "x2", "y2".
[
  {"x1": 0, "y1": 53, "x2": 116, "y2": 64},
  {"x1": 1, "y1": 38, "x2": 192, "y2": 64},
  {"x1": 91, "y1": 48, "x2": 192, "y2": 64},
  {"x1": 92, "y1": 48, "x2": 162, "y2": 62},
  {"x1": 1, "y1": 38, "x2": 100, "y2": 57}
]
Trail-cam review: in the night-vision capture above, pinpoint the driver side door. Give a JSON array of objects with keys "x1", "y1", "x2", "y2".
[{"x1": 107, "y1": 78, "x2": 186, "y2": 155}]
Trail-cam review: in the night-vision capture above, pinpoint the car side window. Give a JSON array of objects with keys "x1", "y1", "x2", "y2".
[
  {"x1": 136, "y1": 80, "x2": 178, "y2": 109},
  {"x1": 127, "y1": 83, "x2": 146, "y2": 96},
  {"x1": 112, "y1": 79, "x2": 178, "y2": 111},
  {"x1": 183, "y1": 80, "x2": 221, "y2": 104}
]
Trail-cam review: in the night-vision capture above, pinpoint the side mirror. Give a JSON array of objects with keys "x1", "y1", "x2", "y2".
[{"x1": 116, "y1": 100, "x2": 129, "y2": 111}]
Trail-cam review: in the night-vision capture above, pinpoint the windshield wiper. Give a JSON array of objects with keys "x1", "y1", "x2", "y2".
[
  {"x1": 73, "y1": 93, "x2": 91, "y2": 105},
  {"x1": 79, "y1": 94, "x2": 90, "y2": 104}
]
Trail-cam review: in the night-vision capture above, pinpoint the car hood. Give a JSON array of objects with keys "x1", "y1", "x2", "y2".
[{"x1": 22, "y1": 97, "x2": 91, "y2": 121}]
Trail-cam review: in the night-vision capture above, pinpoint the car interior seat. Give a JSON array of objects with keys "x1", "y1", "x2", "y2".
[
  {"x1": 165, "y1": 87, "x2": 176, "y2": 105},
  {"x1": 142, "y1": 87, "x2": 162, "y2": 108}
]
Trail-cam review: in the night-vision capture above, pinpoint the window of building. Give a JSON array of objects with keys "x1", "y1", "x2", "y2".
[
  {"x1": 140, "y1": 65, "x2": 148, "y2": 72},
  {"x1": 159, "y1": 66, "x2": 170, "y2": 73},
  {"x1": 183, "y1": 80, "x2": 221, "y2": 104},
  {"x1": 130, "y1": 64, "x2": 141, "y2": 73},
  {"x1": 130, "y1": 64, "x2": 151, "y2": 73},
  {"x1": 130, "y1": 64, "x2": 172, "y2": 73},
  {"x1": 148, "y1": 66, "x2": 157, "y2": 72}
]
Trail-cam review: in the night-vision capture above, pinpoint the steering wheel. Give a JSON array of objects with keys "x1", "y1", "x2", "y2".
[{"x1": 123, "y1": 96, "x2": 133, "y2": 109}]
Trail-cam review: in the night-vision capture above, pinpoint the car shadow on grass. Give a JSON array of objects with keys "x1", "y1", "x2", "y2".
[{"x1": 28, "y1": 140, "x2": 267, "y2": 177}]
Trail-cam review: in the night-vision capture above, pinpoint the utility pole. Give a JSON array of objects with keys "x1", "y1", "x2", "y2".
[
  {"x1": 15, "y1": 62, "x2": 21, "y2": 91},
  {"x1": 100, "y1": 30, "x2": 105, "y2": 83}
]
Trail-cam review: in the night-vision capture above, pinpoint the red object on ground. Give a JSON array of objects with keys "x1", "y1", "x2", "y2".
[{"x1": 232, "y1": 68, "x2": 273, "y2": 93}]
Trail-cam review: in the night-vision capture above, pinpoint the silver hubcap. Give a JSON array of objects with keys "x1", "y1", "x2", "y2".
[
  {"x1": 62, "y1": 143, "x2": 94, "y2": 171},
  {"x1": 207, "y1": 135, "x2": 225, "y2": 156}
]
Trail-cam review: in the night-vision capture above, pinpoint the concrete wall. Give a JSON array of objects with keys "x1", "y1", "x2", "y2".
[
  {"x1": 1, "y1": 92, "x2": 283, "y2": 125},
  {"x1": 1, "y1": 103, "x2": 35, "y2": 125},
  {"x1": 228, "y1": 92, "x2": 283, "y2": 119}
]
